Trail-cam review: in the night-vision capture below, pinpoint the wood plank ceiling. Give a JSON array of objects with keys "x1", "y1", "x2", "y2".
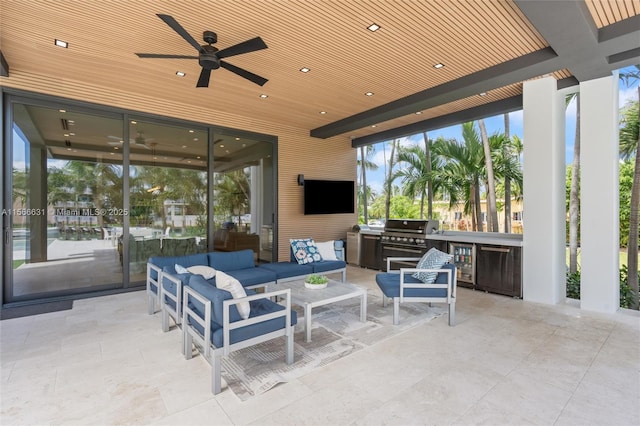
[{"x1": 0, "y1": 0, "x2": 638, "y2": 141}]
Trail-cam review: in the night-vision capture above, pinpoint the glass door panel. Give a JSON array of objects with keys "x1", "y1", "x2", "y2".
[
  {"x1": 127, "y1": 120, "x2": 208, "y2": 283},
  {"x1": 212, "y1": 136, "x2": 274, "y2": 262},
  {"x1": 8, "y1": 103, "x2": 124, "y2": 301}
]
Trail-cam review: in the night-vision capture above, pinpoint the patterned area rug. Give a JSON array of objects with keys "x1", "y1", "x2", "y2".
[{"x1": 220, "y1": 293, "x2": 445, "y2": 400}]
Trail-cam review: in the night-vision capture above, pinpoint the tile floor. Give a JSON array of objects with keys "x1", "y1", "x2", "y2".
[{"x1": 1, "y1": 265, "x2": 639, "y2": 425}]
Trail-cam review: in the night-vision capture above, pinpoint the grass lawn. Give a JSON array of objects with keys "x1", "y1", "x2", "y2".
[{"x1": 566, "y1": 248, "x2": 636, "y2": 270}]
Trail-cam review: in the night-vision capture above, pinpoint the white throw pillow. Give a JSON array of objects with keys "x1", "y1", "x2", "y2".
[
  {"x1": 175, "y1": 264, "x2": 189, "y2": 274},
  {"x1": 215, "y1": 271, "x2": 250, "y2": 320},
  {"x1": 186, "y1": 265, "x2": 216, "y2": 280},
  {"x1": 315, "y1": 240, "x2": 338, "y2": 261}
]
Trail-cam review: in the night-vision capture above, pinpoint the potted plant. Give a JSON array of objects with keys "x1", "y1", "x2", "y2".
[{"x1": 304, "y1": 274, "x2": 329, "y2": 289}]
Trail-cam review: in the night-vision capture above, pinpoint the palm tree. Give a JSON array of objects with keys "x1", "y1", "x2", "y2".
[
  {"x1": 619, "y1": 98, "x2": 639, "y2": 310},
  {"x1": 432, "y1": 125, "x2": 485, "y2": 231},
  {"x1": 619, "y1": 66, "x2": 640, "y2": 310},
  {"x1": 478, "y1": 119, "x2": 499, "y2": 232},
  {"x1": 566, "y1": 92, "x2": 581, "y2": 274},
  {"x1": 503, "y1": 113, "x2": 512, "y2": 233},
  {"x1": 358, "y1": 145, "x2": 378, "y2": 224},
  {"x1": 384, "y1": 139, "x2": 399, "y2": 221},
  {"x1": 395, "y1": 144, "x2": 430, "y2": 219}
]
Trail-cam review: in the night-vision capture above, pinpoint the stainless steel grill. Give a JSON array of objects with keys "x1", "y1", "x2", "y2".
[{"x1": 380, "y1": 219, "x2": 439, "y2": 271}]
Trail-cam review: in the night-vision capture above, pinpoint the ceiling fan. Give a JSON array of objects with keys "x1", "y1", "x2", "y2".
[
  {"x1": 107, "y1": 132, "x2": 154, "y2": 150},
  {"x1": 135, "y1": 14, "x2": 268, "y2": 88}
]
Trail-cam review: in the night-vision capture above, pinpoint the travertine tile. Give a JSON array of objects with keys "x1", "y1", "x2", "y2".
[{"x1": 1, "y1": 265, "x2": 639, "y2": 426}]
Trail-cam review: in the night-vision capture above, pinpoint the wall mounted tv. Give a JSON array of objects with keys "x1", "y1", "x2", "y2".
[{"x1": 304, "y1": 179, "x2": 355, "y2": 215}]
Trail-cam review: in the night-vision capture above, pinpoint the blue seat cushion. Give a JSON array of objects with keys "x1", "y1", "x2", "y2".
[
  {"x1": 376, "y1": 264, "x2": 454, "y2": 299},
  {"x1": 208, "y1": 249, "x2": 255, "y2": 272},
  {"x1": 225, "y1": 266, "x2": 277, "y2": 288},
  {"x1": 161, "y1": 267, "x2": 194, "y2": 296},
  {"x1": 311, "y1": 260, "x2": 346, "y2": 273},
  {"x1": 260, "y1": 262, "x2": 314, "y2": 279},
  {"x1": 187, "y1": 275, "x2": 297, "y2": 348},
  {"x1": 148, "y1": 253, "x2": 209, "y2": 280}
]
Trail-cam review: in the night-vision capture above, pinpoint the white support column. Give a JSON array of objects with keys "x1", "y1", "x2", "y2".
[
  {"x1": 522, "y1": 76, "x2": 566, "y2": 305},
  {"x1": 579, "y1": 75, "x2": 620, "y2": 313}
]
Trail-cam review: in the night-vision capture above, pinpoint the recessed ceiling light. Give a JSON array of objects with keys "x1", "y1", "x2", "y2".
[
  {"x1": 110, "y1": 152, "x2": 115, "y2": 155},
  {"x1": 365, "y1": 92, "x2": 374, "y2": 96},
  {"x1": 226, "y1": 150, "x2": 230, "y2": 153},
  {"x1": 235, "y1": 137, "x2": 240, "y2": 140},
  {"x1": 193, "y1": 138, "x2": 198, "y2": 141},
  {"x1": 415, "y1": 111, "x2": 422, "y2": 115},
  {"x1": 114, "y1": 147, "x2": 119, "y2": 150},
  {"x1": 219, "y1": 144, "x2": 225, "y2": 148},
  {"x1": 189, "y1": 130, "x2": 194, "y2": 133},
  {"x1": 59, "y1": 109, "x2": 66, "y2": 113},
  {"x1": 433, "y1": 63, "x2": 444, "y2": 69},
  {"x1": 67, "y1": 148, "x2": 72, "y2": 151},
  {"x1": 182, "y1": 145, "x2": 187, "y2": 148},
  {"x1": 260, "y1": 94, "x2": 268, "y2": 98},
  {"x1": 54, "y1": 39, "x2": 68, "y2": 48},
  {"x1": 479, "y1": 92, "x2": 487, "y2": 96},
  {"x1": 176, "y1": 71, "x2": 186, "y2": 77},
  {"x1": 371, "y1": 125, "x2": 377, "y2": 128},
  {"x1": 131, "y1": 121, "x2": 137, "y2": 124},
  {"x1": 367, "y1": 23, "x2": 381, "y2": 32},
  {"x1": 242, "y1": 143, "x2": 246, "y2": 147},
  {"x1": 69, "y1": 132, "x2": 75, "y2": 136},
  {"x1": 299, "y1": 67, "x2": 310, "y2": 73},
  {"x1": 68, "y1": 120, "x2": 75, "y2": 124},
  {"x1": 197, "y1": 156, "x2": 201, "y2": 159},
  {"x1": 320, "y1": 111, "x2": 327, "y2": 114},
  {"x1": 64, "y1": 133, "x2": 69, "y2": 137}
]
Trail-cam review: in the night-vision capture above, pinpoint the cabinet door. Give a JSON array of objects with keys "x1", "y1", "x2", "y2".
[{"x1": 476, "y1": 245, "x2": 522, "y2": 297}]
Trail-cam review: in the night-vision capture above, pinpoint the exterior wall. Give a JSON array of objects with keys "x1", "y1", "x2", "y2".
[{"x1": 1, "y1": 78, "x2": 357, "y2": 262}]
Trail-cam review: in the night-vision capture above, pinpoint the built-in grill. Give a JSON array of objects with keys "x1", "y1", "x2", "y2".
[{"x1": 381, "y1": 219, "x2": 439, "y2": 271}]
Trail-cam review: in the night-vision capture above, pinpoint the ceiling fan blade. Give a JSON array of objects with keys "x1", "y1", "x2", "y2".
[
  {"x1": 217, "y1": 37, "x2": 267, "y2": 59},
  {"x1": 156, "y1": 14, "x2": 202, "y2": 52},
  {"x1": 136, "y1": 53, "x2": 199, "y2": 59},
  {"x1": 220, "y1": 61, "x2": 268, "y2": 86},
  {"x1": 197, "y1": 68, "x2": 212, "y2": 87}
]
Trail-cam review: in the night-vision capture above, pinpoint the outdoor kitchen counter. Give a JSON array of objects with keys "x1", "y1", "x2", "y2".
[{"x1": 425, "y1": 231, "x2": 523, "y2": 247}]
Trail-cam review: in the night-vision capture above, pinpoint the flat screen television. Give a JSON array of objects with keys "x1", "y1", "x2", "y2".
[{"x1": 303, "y1": 179, "x2": 355, "y2": 215}]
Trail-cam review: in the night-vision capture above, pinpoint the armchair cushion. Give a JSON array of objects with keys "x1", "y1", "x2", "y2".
[
  {"x1": 225, "y1": 266, "x2": 277, "y2": 288},
  {"x1": 187, "y1": 275, "x2": 297, "y2": 348},
  {"x1": 377, "y1": 263, "x2": 455, "y2": 298},
  {"x1": 412, "y1": 248, "x2": 453, "y2": 283},
  {"x1": 187, "y1": 265, "x2": 217, "y2": 280}
]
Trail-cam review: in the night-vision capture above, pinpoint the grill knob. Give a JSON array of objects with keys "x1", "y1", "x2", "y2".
[
  {"x1": 409, "y1": 238, "x2": 414, "y2": 243},
  {"x1": 403, "y1": 238, "x2": 408, "y2": 242},
  {"x1": 416, "y1": 238, "x2": 423, "y2": 243}
]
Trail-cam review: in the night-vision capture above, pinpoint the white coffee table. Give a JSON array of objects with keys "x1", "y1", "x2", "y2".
[{"x1": 272, "y1": 278, "x2": 367, "y2": 342}]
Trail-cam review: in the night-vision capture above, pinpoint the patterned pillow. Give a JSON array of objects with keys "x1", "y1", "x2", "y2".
[
  {"x1": 290, "y1": 238, "x2": 323, "y2": 264},
  {"x1": 412, "y1": 248, "x2": 453, "y2": 284}
]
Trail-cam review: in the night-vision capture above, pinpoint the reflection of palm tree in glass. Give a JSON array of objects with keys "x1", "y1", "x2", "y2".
[
  {"x1": 134, "y1": 166, "x2": 207, "y2": 232},
  {"x1": 47, "y1": 161, "x2": 121, "y2": 229},
  {"x1": 215, "y1": 169, "x2": 250, "y2": 227}
]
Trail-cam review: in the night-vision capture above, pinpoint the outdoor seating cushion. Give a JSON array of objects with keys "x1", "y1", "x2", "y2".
[
  {"x1": 225, "y1": 266, "x2": 277, "y2": 288},
  {"x1": 311, "y1": 259, "x2": 347, "y2": 274},
  {"x1": 148, "y1": 253, "x2": 209, "y2": 281},
  {"x1": 260, "y1": 262, "x2": 314, "y2": 279},
  {"x1": 187, "y1": 275, "x2": 297, "y2": 348},
  {"x1": 376, "y1": 263, "x2": 455, "y2": 298},
  {"x1": 207, "y1": 249, "x2": 255, "y2": 272}
]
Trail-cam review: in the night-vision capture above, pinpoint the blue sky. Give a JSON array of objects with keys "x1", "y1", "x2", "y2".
[{"x1": 362, "y1": 67, "x2": 640, "y2": 195}]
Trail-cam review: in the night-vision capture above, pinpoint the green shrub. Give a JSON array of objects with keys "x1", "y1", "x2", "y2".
[{"x1": 565, "y1": 265, "x2": 637, "y2": 309}]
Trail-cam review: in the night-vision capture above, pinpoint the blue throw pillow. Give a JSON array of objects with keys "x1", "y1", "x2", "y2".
[
  {"x1": 412, "y1": 248, "x2": 453, "y2": 284},
  {"x1": 290, "y1": 238, "x2": 323, "y2": 264}
]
